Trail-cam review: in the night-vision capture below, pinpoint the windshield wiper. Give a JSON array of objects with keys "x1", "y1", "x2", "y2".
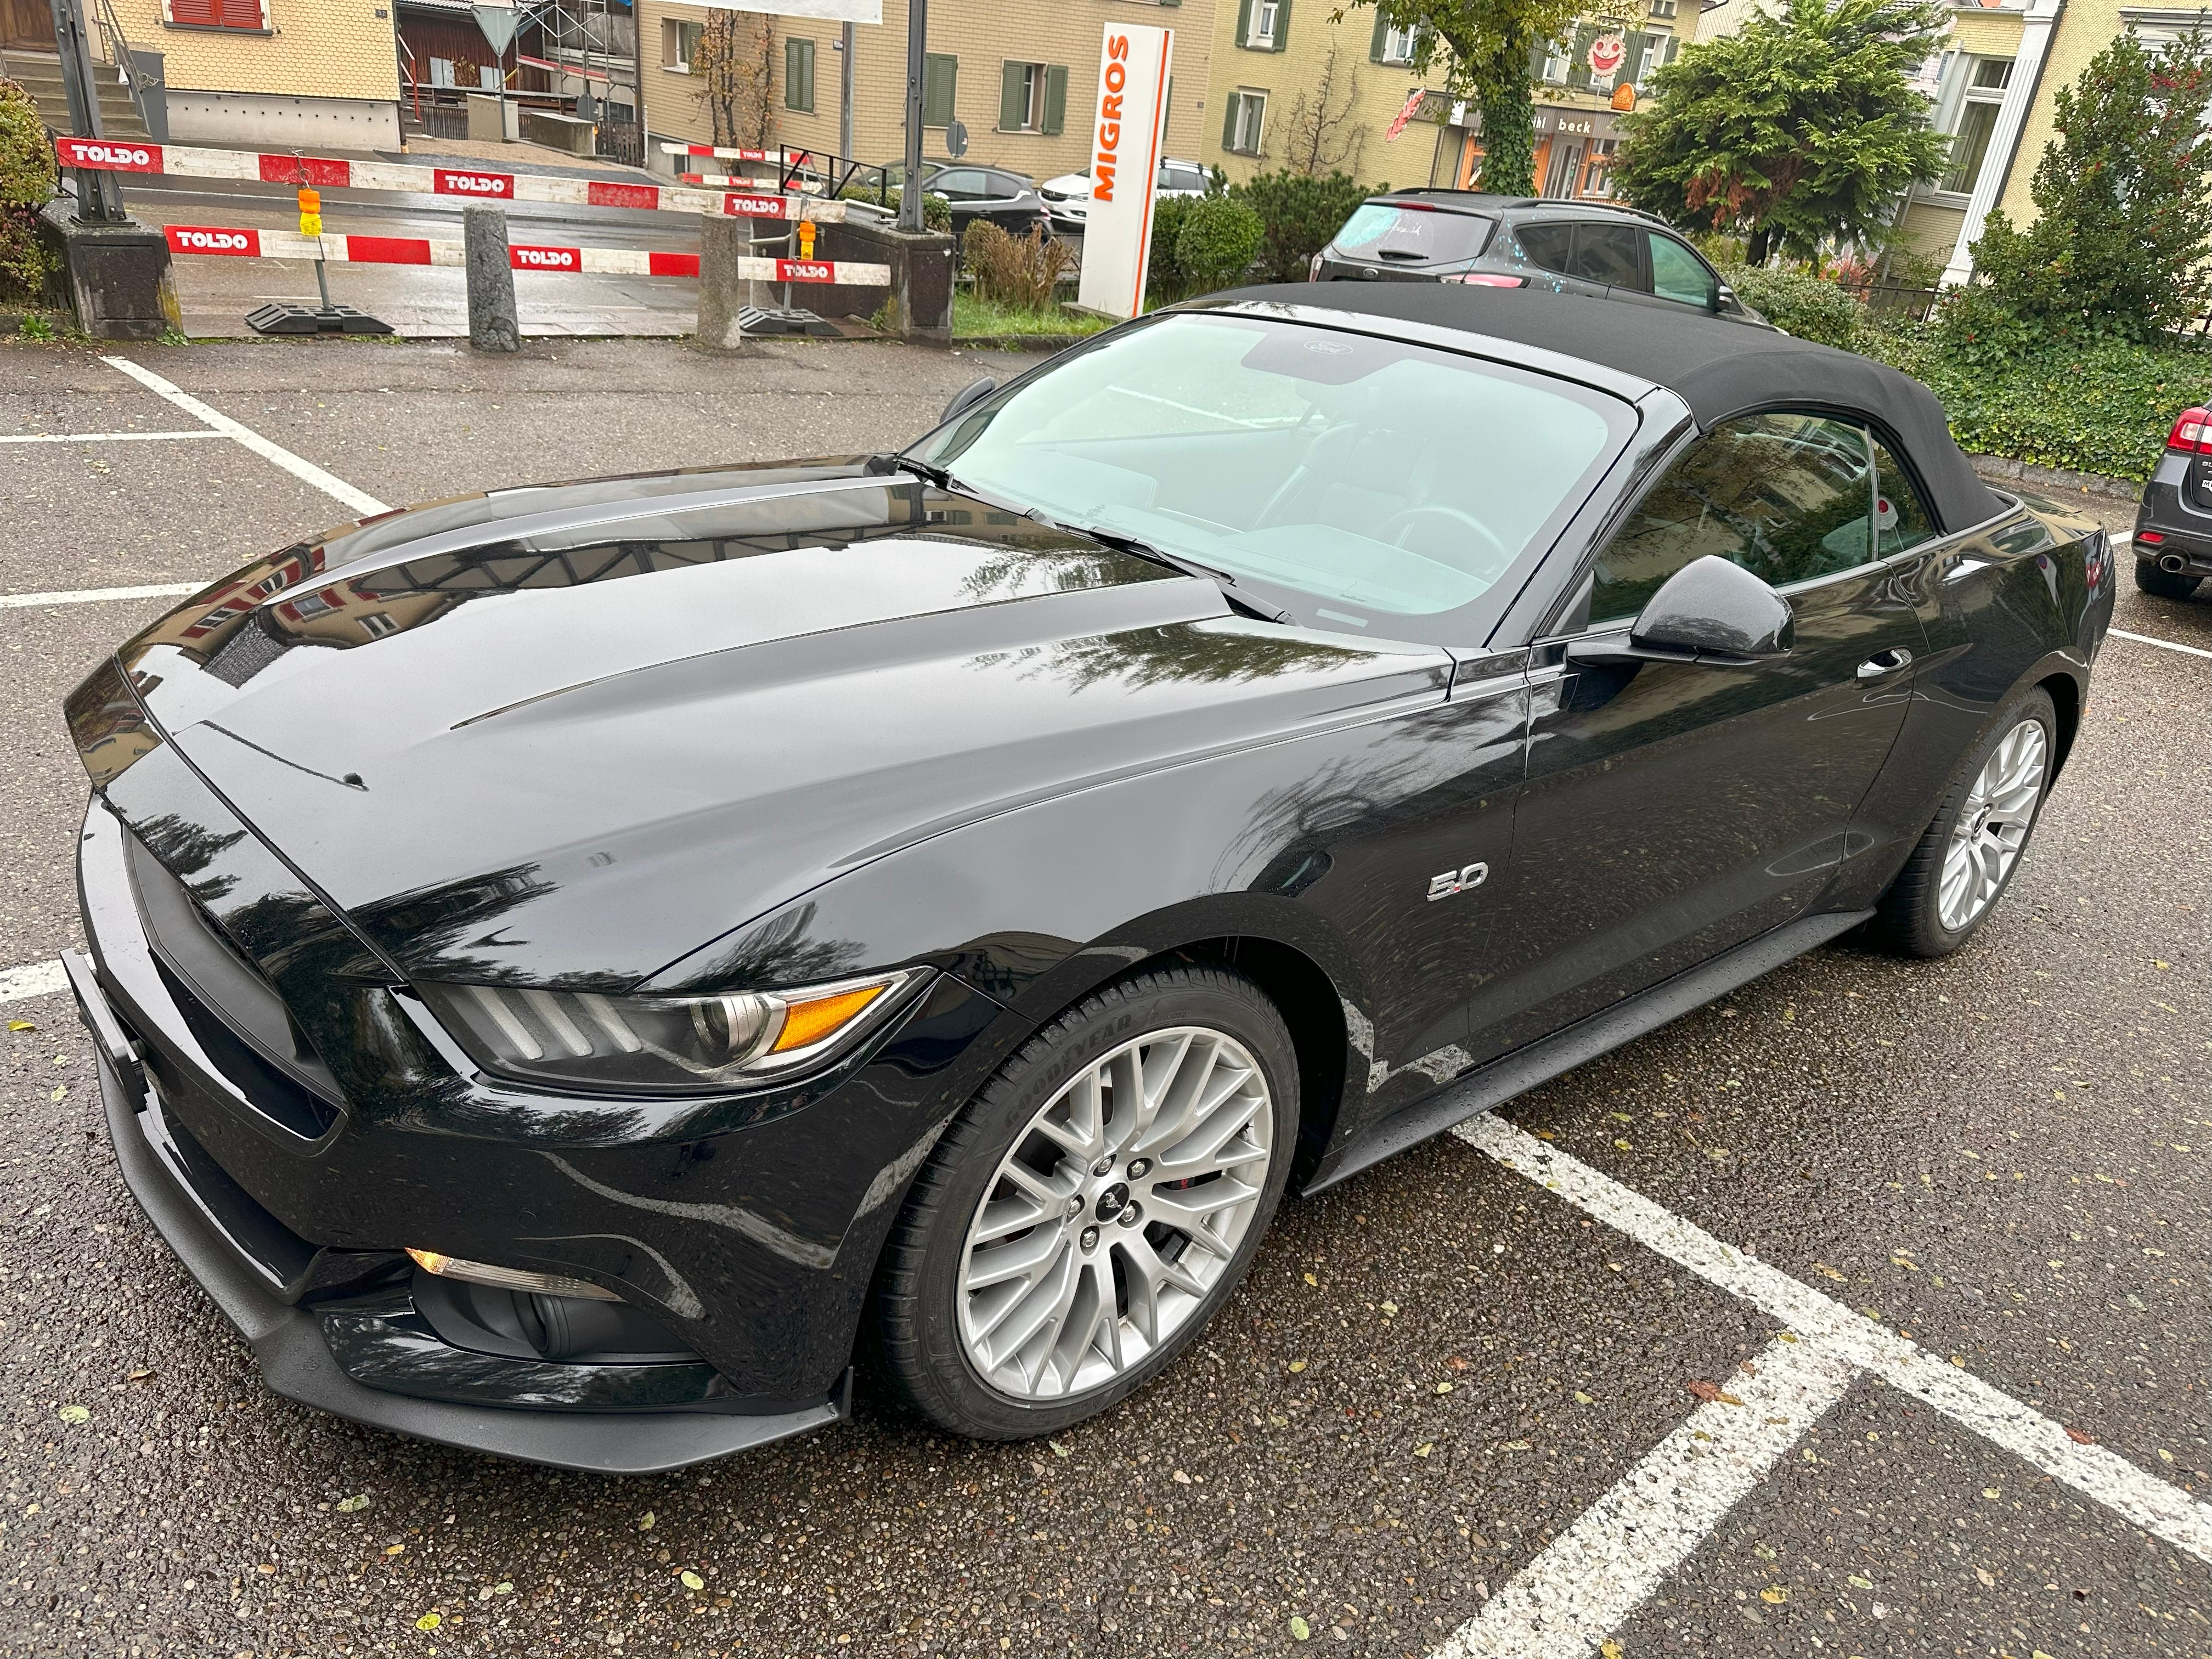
[
  {"x1": 890, "y1": 455, "x2": 951, "y2": 489},
  {"x1": 1070, "y1": 524, "x2": 1291, "y2": 624}
]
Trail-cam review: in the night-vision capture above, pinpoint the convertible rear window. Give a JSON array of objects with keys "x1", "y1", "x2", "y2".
[
  {"x1": 910, "y1": 313, "x2": 1623, "y2": 627},
  {"x1": 1330, "y1": 202, "x2": 1495, "y2": 263}
]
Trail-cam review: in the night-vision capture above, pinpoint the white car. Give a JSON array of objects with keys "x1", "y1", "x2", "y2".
[{"x1": 1039, "y1": 157, "x2": 1210, "y2": 230}]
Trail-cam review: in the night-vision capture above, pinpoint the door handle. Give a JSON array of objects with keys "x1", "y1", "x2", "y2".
[{"x1": 1855, "y1": 647, "x2": 1913, "y2": 680}]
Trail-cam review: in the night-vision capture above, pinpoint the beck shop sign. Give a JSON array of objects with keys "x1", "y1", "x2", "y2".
[{"x1": 1075, "y1": 21, "x2": 1173, "y2": 320}]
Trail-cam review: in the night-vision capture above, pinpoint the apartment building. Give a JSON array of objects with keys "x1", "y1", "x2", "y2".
[
  {"x1": 1200, "y1": 1, "x2": 1696, "y2": 199},
  {"x1": 633, "y1": 0, "x2": 1214, "y2": 180}
]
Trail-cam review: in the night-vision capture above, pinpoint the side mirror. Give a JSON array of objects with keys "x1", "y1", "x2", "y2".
[
  {"x1": 942, "y1": 376, "x2": 997, "y2": 424},
  {"x1": 1713, "y1": 282, "x2": 1735, "y2": 313},
  {"x1": 1567, "y1": 556, "x2": 1793, "y2": 668}
]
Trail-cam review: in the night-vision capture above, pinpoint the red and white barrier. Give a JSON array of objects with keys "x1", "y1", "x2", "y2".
[
  {"x1": 660, "y1": 143, "x2": 776, "y2": 162},
  {"x1": 55, "y1": 137, "x2": 847, "y2": 224},
  {"x1": 161, "y1": 223, "x2": 888, "y2": 286}
]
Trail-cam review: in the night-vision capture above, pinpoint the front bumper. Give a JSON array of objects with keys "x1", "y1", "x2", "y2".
[
  {"x1": 70, "y1": 957, "x2": 848, "y2": 1473},
  {"x1": 67, "y1": 770, "x2": 1015, "y2": 1471}
]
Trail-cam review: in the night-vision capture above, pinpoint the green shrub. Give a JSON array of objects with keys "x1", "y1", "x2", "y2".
[
  {"x1": 1146, "y1": 193, "x2": 1198, "y2": 306},
  {"x1": 1225, "y1": 170, "x2": 1382, "y2": 285},
  {"x1": 1172, "y1": 195, "x2": 1265, "y2": 297},
  {"x1": 1717, "y1": 264, "x2": 1867, "y2": 349},
  {"x1": 1863, "y1": 329, "x2": 2207, "y2": 483},
  {"x1": 0, "y1": 78, "x2": 54, "y2": 305}
]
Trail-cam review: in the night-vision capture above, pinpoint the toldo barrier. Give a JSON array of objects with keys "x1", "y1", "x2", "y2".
[
  {"x1": 161, "y1": 223, "x2": 887, "y2": 286},
  {"x1": 55, "y1": 137, "x2": 847, "y2": 225}
]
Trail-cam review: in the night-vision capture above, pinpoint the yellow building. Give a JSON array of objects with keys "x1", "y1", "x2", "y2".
[
  {"x1": 146, "y1": 0, "x2": 401, "y2": 146},
  {"x1": 1197, "y1": 2, "x2": 1700, "y2": 198},
  {"x1": 634, "y1": 0, "x2": 1214, "y2": 181}
]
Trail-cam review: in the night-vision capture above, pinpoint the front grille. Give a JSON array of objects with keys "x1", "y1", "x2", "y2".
[{"x1": 124, "y1": 831, "x2": 342, "y2": 1139}]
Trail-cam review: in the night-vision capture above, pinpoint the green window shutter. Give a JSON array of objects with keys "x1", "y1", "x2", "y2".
[
  {"x1": 1664, "y1": 36, "x2": 1679, "y2": 64},
  {"x1": 1370, "y1": 10, "x2": 1390, "y2": 61},
  {"x1": 1234, "y1": 0, "x2": 1253, "y2": 49},
  {"x1": 1043, "y1": 65, "x2": 1068, "y2": 136},
  {"x1": 1223, "y1": 94, "x2": 1240, "y2": 152},
  {"x1": 923, "y1": 53, "x2": 957, "y2": 126},
  {"x1": 785, "y1": 39, "x2": 814, "y2": 112},
  {"x1": 1566, "y1": 24, "x2": 1598, "y2": 89},
  {"x1": 1000, "y1": 61, "x2": 1028, "y2": 131},
  {"x1": 1271, "y1": 0, "x2": 1291, "y2": 51}
]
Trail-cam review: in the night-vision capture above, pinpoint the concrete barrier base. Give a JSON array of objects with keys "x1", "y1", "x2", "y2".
[{"x1": 38, "y1": 200, "x2": 180, "y2": 342}]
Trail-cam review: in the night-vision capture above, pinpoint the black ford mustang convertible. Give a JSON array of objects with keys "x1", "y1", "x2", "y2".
[{"x1": 65, "y1": 287, "x2": 2112, "y2": 1471}]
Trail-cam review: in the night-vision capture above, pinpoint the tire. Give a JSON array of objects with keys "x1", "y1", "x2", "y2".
[
  {"x1": 2134, "y1": 560, "x2": 2202, "y2": 600},
  {"x1": 1871, "y1": 687, "x2": 2057, "y2": 958},
  {"x1": 868, "y1": 964, "x2": 1297, "y2": 1438}
]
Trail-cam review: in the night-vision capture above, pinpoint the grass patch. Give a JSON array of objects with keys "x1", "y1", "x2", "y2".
[{"x1": 953, "y1": 290, "x2": 1109, "y2": 340}]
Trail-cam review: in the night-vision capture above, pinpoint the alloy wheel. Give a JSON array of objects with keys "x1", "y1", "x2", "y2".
[
  {"x1": 956, "y1": 1026, "x2": 1275, "y2": 1401},
  {"x1": 1938, "y1": 718, "x2": 2047, "y2": 932}
]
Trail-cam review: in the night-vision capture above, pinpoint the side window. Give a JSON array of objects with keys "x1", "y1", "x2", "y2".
[
  {"x1": 931, "y1": 168, "x2": 987, "y2": 200},
  {"x1": 1871, "y1": 438, "x2": 1940, "y2": 554},
  {"x1": 1569, "y1": 223, "x2": 1644, "y2": 288},
  {"x1": 1516, "y1": 222, "x2": 1574, "y2": 273},
  {"x1": 1586, "y1": 413, "x2": 1876, "y2": 624},
  {"x1": 1647, "y1": 234, "x2": 1717, "y2": 308}
]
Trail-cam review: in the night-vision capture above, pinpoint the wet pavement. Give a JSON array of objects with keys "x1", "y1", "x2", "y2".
[{"x1": 0, "y1": 337, "x2": 2203, "y2": 1657}]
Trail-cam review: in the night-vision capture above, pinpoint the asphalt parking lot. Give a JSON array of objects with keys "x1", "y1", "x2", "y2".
[{"x1": 1, "y1": 336, "x2": 2204, "y2": 1659}]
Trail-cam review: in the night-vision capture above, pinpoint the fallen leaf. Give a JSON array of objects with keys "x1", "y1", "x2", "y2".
[
  {"x1": 1379, "y1": 1300, "x2": 1398, "y2": 1317},
  {"x1": 126, "y1": 1368, "x2": 152, "y2": 1383},
  {"x1": 1302, "y1": 1272, "x2": 1318, "y2": 1287},
  {"x1": 336, "y1": 1493, "x2": 369, "y2": 1514},
  {"x1": 2063, "y1": 1425, "x2": 2095, "y2": 1446},
  {"x1": 637, "y1": 1511, "x2": 655, "y2": 1530},
  {"x1": 1574, "y1": 1391, "x2": 1594, "y2": 1405},
  {"x1": 1435, "y1": 1381, "x2": 1454, "y2": 1395},
  {"x1": 1444, "y1": 1356, "x2": 1470, "y2": 1372},
  {"x1": 1759, "y1": 1586, "x2": 1789, "y2": 1604},
  {"x1": 7, "y1": 1020, "x2": 33, "y2": 1032},
  {"x1": 1049, "y1": 1439, "x2": 1071, "y2": 1458},
  {"x1": 385, "y1": 1544, "x2": 405, "y2": 1556},
  {"x1": 1289, "y1": 1614, "x2": 1312, "y2": 1641},
  {"x1": 494, "y1": 1581, "x2": 514, "y2": 1594},
  {"x1": 57, "y1": 1404, "x2": 88, "y2": 1424},
  {"x1": 1982, "y1": 1487, "x2": 2000, "y2": 1499},
  {"x1": 680, "y1": 1570, "x2": 704, "y2": 1591},
  {"x1": 415, "y1": 1612, "x2": 442, "y2": 1631},
  {"x1": 1287, "y1": 1359, "x2": 1308, "y2": 1374},
  {"x1": 48, "y1": 1085, "x2": 65, "y2": 1103},
  {"x1": 1848, "y1": 1575, "x2": 1873, "y2": 1589},
  {"x1": 1414, "y1": 1443, "x2": 1434, "y2": 1458},
  {"x1": 1813, "y1": 1265, "x2": 1848, "y2": 1283},
  {"x1": 1684, "y1": 1380, "x2": 1742, "y2": 1406},
  {"x1": 1601, "y1": 1642, "x2": 1625, "y2": 1659}
]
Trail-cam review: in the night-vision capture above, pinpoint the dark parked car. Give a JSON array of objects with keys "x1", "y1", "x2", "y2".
[
  {"x1": 2130, "y1": 402, "x2": 2212, "y2": 599},
  {"x1": 65, "y1": 286, "x2": 2111, "y2": 1470},
  {"x1": 882, "y1": 161, "x2": 1051, "y2": 237},
  {"x1": 1313, "y1": 191, "x2": 1769, "y2": 327}
]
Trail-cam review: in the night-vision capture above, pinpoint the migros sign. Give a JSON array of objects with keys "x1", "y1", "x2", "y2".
[
  {"x1": 1092, "y1": 33, "x2": 1133, "y2": 204},
  {"x1": 1075, "y1": 23, "x2": 1172, "y2": 321}
]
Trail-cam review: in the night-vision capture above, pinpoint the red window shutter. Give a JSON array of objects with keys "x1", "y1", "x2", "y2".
[
  {"x1": 167, "y1": 0, "x2": 221, "y2": 24},
  {"x1": 216, "y1": 0, "x2": 266, "y2": 26}
]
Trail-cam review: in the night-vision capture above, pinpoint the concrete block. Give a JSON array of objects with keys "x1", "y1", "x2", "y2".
[
  {"x1": 463, "y1": 205, "x2": 520, "y2": 353},
  {"x1": 37, "y1": 200, "x2": 179, "y2": 342}
]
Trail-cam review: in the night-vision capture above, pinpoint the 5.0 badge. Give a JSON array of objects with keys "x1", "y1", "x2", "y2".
[{"x1": 1426, "y1": 862, "x2": 1489, "y2": 901}]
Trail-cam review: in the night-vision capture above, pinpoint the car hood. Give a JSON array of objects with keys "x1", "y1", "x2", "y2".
[{"x1": 83, "y1": 462, "x2": 1449, "y2": 988}]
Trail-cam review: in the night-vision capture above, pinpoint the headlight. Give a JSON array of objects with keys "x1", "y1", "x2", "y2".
[{"x1": 416, "y1": 969, "x2": 921, "y2": 1094}]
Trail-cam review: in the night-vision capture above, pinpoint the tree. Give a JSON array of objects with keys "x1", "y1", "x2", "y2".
[
  {"x1": 1283, "y1": 44, "x2": 1367, "y2": 176},
  {"x1": 1338, "y1": 0, "x2": 1582, "y2": 196},
  {"x1": 1610, "y1": 0, "x2": 1950, "y2": 267},
  {"x1": 1960, "y1": 30, "x2": 2212, "y2": 345},
  {"x1": 692, "y1": 10, "x2": 777, "y2": 150},
  {"x1": 1228, "y1": 170, "x2": 1385, "y2": 282},
  {"x1": 0, "y1": 77, "x2": 55, "y2": 306}
]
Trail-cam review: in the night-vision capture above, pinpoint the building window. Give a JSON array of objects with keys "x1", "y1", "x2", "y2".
[
  {"x1": 922, "y1": 52, "x2": 958, "y2": 127},
  {"x1": 1635, "y1": 30, "x2": 1674, "y2": 89},
  {"x1": 1648, "y1": 0, "x2": 1677, "y2": 16},
  {"x1": 1536, "y1": 35, "x2": 1570, "y2": 84},
  {"x1": 786, "y1": 37, "x2": 816, "y2": 111},
  {"x1": 163, "y1": 0, "x2": 269, "y2": 30},
  {"x1": 1373, "y1": 18, "x2": 1418, "y2": 65},
  {"x1": 999, "y1": 61, "x2": 1068, "y2": 134},
  {"x1": 1582, "y1": 138, "x2": 1619, "y2": 198},
  {"x1": 1240, "y1": 0, "x2": 1285, "y2": 51},
  {"x1": 1938, "y1": 55, "x2": 2013, "y2": 194},
  {"x1": 1224, "y1": 89, "x2": 1267, "y2": 155},
  {"x1": 662, "y1": 18, "x2": 702, "y2": 72}
]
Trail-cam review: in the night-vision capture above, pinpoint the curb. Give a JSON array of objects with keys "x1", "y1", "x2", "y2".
[
  {"x1": 1968, "y1": 453, "x2": 2138, "y2": 504},
  {"x1": 952, "y1": 333, "x2": 1096, "y2": 352}
]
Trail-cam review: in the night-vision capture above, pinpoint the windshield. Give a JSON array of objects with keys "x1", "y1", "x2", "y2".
[
  {"x1": 907, "y1": 313, "x2": 1624, "y2": 633},
  {"x1": 1331, "y1": 203, "x2": 1495, "y2": 263}
]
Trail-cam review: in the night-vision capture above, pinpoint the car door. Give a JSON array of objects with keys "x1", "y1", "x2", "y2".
[
  {"x1": 977, "y1": 171, "x2": 1038, "y2": 232},
  {"x1": 928, "y1": 167, "x2": 990, "y2": 232},
  {"x1": 1462, "y1": 410, "x2": 1931, "y2": 1063},
  {"x1": 1600, "y1": 229, "x2": 1724, "y2": 315},
  {"x1": 1511, "y1": 221, "x2": 1607, "y2": 297}
]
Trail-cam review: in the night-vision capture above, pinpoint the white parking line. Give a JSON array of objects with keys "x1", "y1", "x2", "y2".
[
  {"x1": 0, "y1": 431, "x2": 230, "y2": 444},
  {"x1": 0, "y1": 960, "x2": 67, "y2": 1006},
  {"x1": 0, "y1": 582, "x2": 201, "y2": 611},
  {"x1": 98, "y1": 357, "x2": 390, "y2": 518},
  {"x1": 1436, "y1": 1333, "x2": 1857, "y2": 1659},
  {"x1": 2110, "y1": 627, "x2": 2212, "y2": 661},
  {"x1": 1429, "y1": 1115, "x2": 2212, "y2": 1658}
]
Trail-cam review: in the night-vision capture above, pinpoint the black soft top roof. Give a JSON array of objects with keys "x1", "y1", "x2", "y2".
[{"x1": 1202, "y1": 283, "x2": 2004, "y2": 533}]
